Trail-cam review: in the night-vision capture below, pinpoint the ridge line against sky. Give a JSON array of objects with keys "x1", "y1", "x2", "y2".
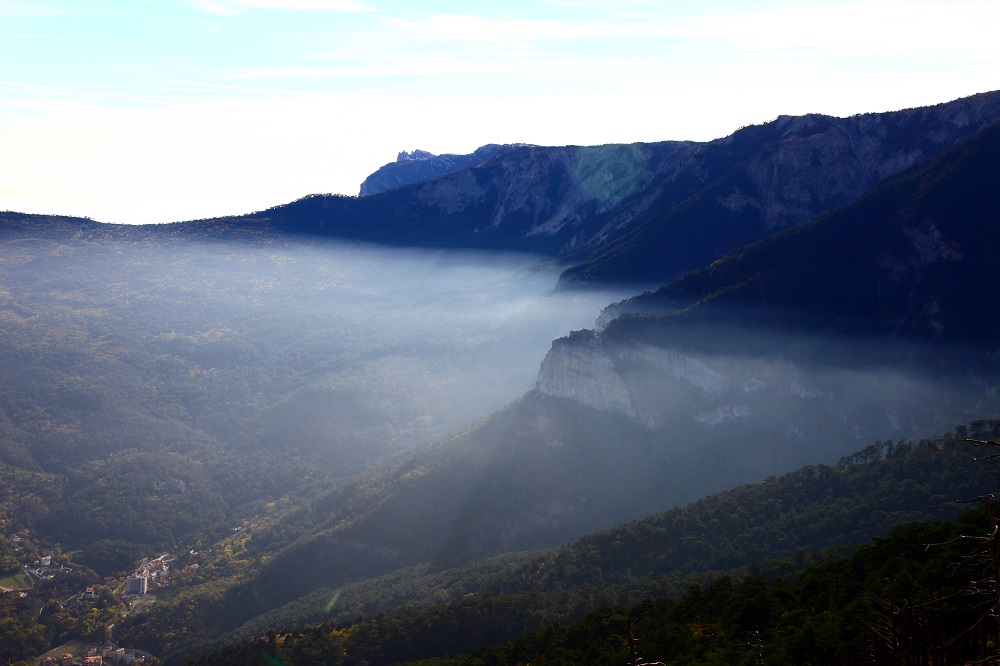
[{"x1": 1, "y1": 0, "x2": 998, "y2": 225}]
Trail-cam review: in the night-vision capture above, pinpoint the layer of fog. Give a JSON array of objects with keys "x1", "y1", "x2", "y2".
[
  {"x1": 52, "y1": 237, "x2": 636, "y2": 472},
  {"x1": 594, "y1": 310, "x2": 997, "y2": 498},
  {"x1": 245, "y1": 242, "x2": 634, "y2": 466}
]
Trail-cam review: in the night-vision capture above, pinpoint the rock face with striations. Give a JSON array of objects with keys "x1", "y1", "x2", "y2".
[
  {"x1": 534, "y1": 330, "x2": 636, "y2": 420},
  {"x1": 539, "y1": 115, "x2": 1000, "y2": 436},
  {"x1": 338, "y1": 91, "x2": 1000, "y2": 288},
  {"x1": 558, "y1": 91, "x2": 1000, "y2": 286},
  {"x1": 535, "y1": 331, "x2": 735, "y2": 429}
]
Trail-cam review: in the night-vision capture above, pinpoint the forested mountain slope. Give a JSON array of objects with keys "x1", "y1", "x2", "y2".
[
  {"x1": 169, "y1": 425, "x2": 1000, "y2": 665},
  {"x1": 0, "y1": 216, "x2": 621, "y2": 552}
]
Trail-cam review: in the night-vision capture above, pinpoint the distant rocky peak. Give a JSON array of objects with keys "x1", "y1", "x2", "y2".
[
  {"x1": 396, "y1": 149, "x2": 434, "y2": 162},
  {"x1": 360, "y1": 143, "x2": 514, "y2": 196}
]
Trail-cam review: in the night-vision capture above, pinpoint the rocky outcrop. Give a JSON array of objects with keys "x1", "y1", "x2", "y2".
[
  {"x1": 535, "y1": 331, "x2": 732, "y2": 428},
  {"x1": 557, "y1": 91, "x2": 1000, "y2": 286},
  {"x1": 617, "y1": 342, "x2": 729, "y2": 394},
  {"x1": 405, "y1": 141, "x2": 694, "y2": 249},
  {"x1": 359, "y1": 144, "x2": 511, "y2": 196},
  {"x1": 534, "y1": 330, "x2": 636, "y2": 419}
]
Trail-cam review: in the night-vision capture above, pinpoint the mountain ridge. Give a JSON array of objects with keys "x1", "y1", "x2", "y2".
[
  {"x1": 9, "y1": 91, "x2": 1000, "y2": 294},
  {"x1": 598, "y1": 118, "x2": 1000, "y2": 348},
  {"x1": 226, "y1": 90, "x2": 1000, "y2": 289}
]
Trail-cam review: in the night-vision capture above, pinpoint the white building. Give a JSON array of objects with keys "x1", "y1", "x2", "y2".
[{"x1": 125, "y1": 573, "x2": 148, "y2": 595}]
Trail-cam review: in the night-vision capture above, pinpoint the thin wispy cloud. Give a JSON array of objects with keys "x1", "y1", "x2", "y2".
[
  {"x1": 0, "y1": 1, "x2": 67, "y2": 15},
  {"x1": 381, "y1": 13, "x2": 600, "y2": 46},
  {"x1": 545, "y1": 0, "x2": 650, "y2": 6},
  {"x1": 683, "y1": 2, "x2": 1000, "y2": 59},
  {"x1": 188, "y1": 0, "x2": 373, "y2": 14}
]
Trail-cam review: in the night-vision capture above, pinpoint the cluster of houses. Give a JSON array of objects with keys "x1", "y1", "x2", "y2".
[
  {"x1": 38, "y1": 642, "x2": 148, "y2": 665},
  {"x1": 124, "y1": 557, "x2": 170, "y2": 596},
  {"x1": 62, "y1": 586, "x2": 99, "y2": 610},
  {"x1": 25, "y1": 554, "x2": 73, "y2": 581},
  {"x1": 22, "y1": 551, "x2": 173, "y2": 665}
]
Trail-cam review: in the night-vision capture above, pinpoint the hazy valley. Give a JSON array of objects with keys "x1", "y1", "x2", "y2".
[{"x1": 3, "y1": 90, "x2": 1000, "y2": 665}]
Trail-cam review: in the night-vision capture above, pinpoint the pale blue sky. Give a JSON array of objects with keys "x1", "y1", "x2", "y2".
[{"x1": 2, "y1": 0, "x2": 998, "y2": 224}]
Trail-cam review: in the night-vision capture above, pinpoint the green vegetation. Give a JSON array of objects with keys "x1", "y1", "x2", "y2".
[
  {"x1": 0, "y1": 581, "x2": 121, "y2": 664},
  {"x1": 186, "y1": 508, "x2": 1000, "y2": 665},
  {"x1": 0, "y1": 570, "x2": 31, "y2": 590},
  {"x1": 114, "y1": 424, "x2": 1000, "y2": 664}
]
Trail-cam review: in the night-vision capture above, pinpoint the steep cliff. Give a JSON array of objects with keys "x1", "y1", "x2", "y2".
[
  {"x1": 534, "y1": 329, "x2": 636, "y2": 419},
  {"x1": 559, "y1": 90, "x2": 1000, "y2": 286},
  {"x1": 543, "y1": 118, "x2": 1000, "y2": 436},
  {"x1": 535, "y1": 333, "x2": 731, "y2": 428},
  {"x1": 250, "y1": 91, "x2": 1000, "y2": 289}
]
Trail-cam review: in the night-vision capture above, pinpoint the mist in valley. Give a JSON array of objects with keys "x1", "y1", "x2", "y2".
[
  {"x1": 5, "y1": 227, "x2": 989, "y2": 527},
  {"x1": 589, "y1": 300, "x2": 995, "y2": 490},
  {"x1": 1, "y1": 234, "x2": 635, "y2": 483}
]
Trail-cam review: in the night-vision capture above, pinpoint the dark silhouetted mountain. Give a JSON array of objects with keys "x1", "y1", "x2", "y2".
[
  {"x1": 219, "y1": 91, "x2": 1000, "y2": 289},
  {"x1": 213, "y1": 139, "x2": 699, "y2": 257},
  {"x1": 558, "y1": 91, "x2": 1000, "y2": 287},
  {"x1": 17, "y1": 93, "x2": 999, "y2": 293},
  {"x1": 23, "y1": 92, "x2": 987, "y2": 294},
  {"x1": 598, "y1": 118, "x2": 1000, "y2": 348}
]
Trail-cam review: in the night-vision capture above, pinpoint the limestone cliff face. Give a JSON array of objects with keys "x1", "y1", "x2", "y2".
[
  {"x1": 532, "y1": 325, "x2": 926, "y2": 444},
  {"x1": 617, "y1": 342, "x2": 729, "y2": 394},
  {"x1": 710, "y1": 92, "x2": 1000, "y2": 233},
  {"x1": 335, "y1": 92, "x2": 1000, "y2": 289},
  {"x1": 534, "y1": 329, "x2": 636, "y2": 419},
  {"x1": 535, "y1": 330, "x2": 735, "y2": 428},
  {"x1": 557, "y1": 91, "x2": 1000, "y2": 286},
  {"x1": 407, "y1": 142, "x2": 693, "y2": 249}
]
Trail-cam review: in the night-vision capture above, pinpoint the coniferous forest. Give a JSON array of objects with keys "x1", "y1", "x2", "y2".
[{"x1": 185, "y1": 430, "x2": 1000, "y2": 665}]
